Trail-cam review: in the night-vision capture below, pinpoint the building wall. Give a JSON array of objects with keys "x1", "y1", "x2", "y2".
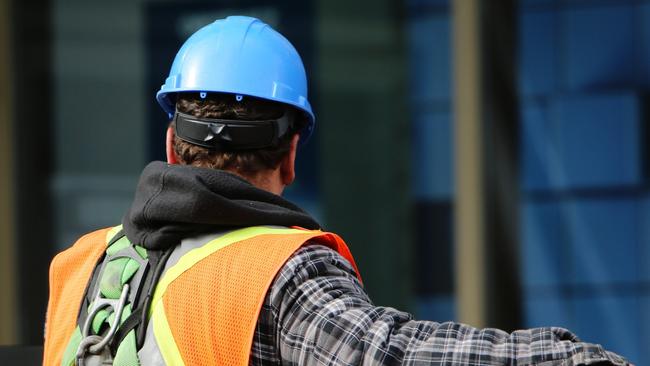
[
  {"x1": 52, "y1": 0, "x2": 147, "y2": 248},
  {"x1": 410, "y1": 0, "x2": 650, "y2": 364},
  {"x1": 519, "y1": 1, "x2": 650, "y2": 363}
]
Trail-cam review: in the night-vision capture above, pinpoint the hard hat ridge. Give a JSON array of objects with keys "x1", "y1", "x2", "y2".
[{"x1": 157, "y1": 15, "x2": 315, "y2": 145}]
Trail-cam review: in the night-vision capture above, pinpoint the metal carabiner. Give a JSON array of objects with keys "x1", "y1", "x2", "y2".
[
  {"x1": 75, "y1": 335, "x2": 109, "y2": 366},
  {"x1": 75, "y1": 284, "x2": 130, "y2": 365}
]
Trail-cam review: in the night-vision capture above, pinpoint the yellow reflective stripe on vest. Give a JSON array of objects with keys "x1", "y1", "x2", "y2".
[
  {"x1": 151, "y1": 300, "x2": 185, "y2": 366},
  {"x1": 106, "y1": 225, "x2": 123, "y2": 244},
  {"x1": 150, "y1": 226, "x2": 316, "y2": 365}
]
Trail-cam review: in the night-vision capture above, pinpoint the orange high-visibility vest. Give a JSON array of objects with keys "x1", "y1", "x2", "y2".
[{"x1": 44, "y1": 226, "x2": 360, "y2": 366}]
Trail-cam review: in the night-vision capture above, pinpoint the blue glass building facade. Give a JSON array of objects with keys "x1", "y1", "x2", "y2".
[{"x1": 409, "y1": 0, "x2": 650, "y2": 364}]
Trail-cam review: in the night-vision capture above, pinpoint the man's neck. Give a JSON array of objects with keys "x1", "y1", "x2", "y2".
[{"x1": 227, "y1": 168, "x2": 285, "y2": 196}]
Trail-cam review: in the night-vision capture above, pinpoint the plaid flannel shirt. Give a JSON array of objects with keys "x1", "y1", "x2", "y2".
[{"x1": 251, "y1": 244, "x2": 630, "y2": 366}]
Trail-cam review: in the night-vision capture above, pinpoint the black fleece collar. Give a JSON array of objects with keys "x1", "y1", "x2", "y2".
[{"x1": 122, "y1": 161, "x2": 321, "y2": 250}]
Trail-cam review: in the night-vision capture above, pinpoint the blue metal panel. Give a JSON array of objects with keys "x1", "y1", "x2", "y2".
[
  {"x1": 412, "y1": 112, "x2": 454, "y2": 199},
  {"x1": 523, "y1": 199, "x2": 640, "y2": 305},
  {"x1": 522, "y1": 93, "x2": 641, "y2": 191},
  {"x1": 521, "y1": 102, "x2": 554, "y2": 191},
  {"x1": 415, "y1": 295, "x2": 456, "y2": 322},
  {"x1": 567, "y1": 198, "x2": 639, "y2": 284},
  {"x1": 563, "y1": 5, "x2": 637, "y2": 90},
  {"x1": 571, "y1": 295, "x2": 641, "y2": 364},
  {"x1": 408, "y1": 15, "x2": 451, "y2": 102},
  {"x1": 641, "y1": 195, "x2": 650, "y2": 282},
  {"x1": 642, "y1": 296, "x2": 650, "y2": 366},
  {"x1": 519, "y1": 10, "x2": 557, "y2": 96},
  {"x1": 642, "y1": 2, "x2": 650, "y2": 86},
  {"x1": 522, "y1": 201, "x2": 568, "y2": 286},
  {"x1": 523, "y1": 290, "x2": 573, "y2": 329},
  {"x1": 551, "y1": 93, "x2": 640, "y2": 189},
  {"x1": 520, "y1": 0, "x2": 557, "y2": 6}
]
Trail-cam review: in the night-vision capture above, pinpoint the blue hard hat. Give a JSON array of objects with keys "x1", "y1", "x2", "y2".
[{"x1": 156, "y1": 16, "x2": 315, "y2": 143}]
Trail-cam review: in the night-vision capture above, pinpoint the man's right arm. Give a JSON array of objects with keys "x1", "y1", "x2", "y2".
[{"x1": 266, "y1": 244, "x2": 629, "y2": 366}]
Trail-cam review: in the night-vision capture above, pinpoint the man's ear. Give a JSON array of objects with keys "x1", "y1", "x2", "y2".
[
  {"x1": 280, "y1": 134, "x2": 300, "y2": 186},
  {"x1": 166, "y1": 126, "x2": 179, "y2": 164}
]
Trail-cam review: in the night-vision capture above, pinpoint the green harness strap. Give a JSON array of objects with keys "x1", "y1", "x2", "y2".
[{"x1": 61, "y1": 228, "x2": 149, "y2": 366}]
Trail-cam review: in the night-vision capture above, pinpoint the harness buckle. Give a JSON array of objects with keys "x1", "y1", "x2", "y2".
[
  {"x1": 75, "y1": 335, "x2": 112, "y2": 366},
  {"x1": 75, "y1": 284, "x2": 129, "y2": 366}
]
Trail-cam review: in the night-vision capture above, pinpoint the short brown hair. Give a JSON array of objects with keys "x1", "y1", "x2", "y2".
[{"x1": 172, "y1": 93, "x2": 303, "y2": 176}]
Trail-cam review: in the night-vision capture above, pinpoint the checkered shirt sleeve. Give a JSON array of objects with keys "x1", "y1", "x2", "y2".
[{"x1": 250, "y1": 244, "x2": 630, "y2": 366}]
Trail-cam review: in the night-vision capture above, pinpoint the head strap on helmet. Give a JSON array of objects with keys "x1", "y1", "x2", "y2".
[{"x1": 173, "y1": 108, "x2": 294, "y2": 150}]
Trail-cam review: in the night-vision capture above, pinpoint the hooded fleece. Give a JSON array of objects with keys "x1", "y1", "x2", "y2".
[{"x1": 122, "y1": 161, "x2": 320, "y2": 250}]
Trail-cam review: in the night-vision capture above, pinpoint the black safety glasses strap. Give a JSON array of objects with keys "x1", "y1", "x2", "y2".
[{"x1": 173, "y1": 110, "x2": 293, "y2": 150}]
